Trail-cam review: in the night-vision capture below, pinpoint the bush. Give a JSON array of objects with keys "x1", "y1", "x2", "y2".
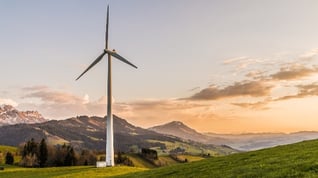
[
  {"x1": 0, "y1": 151, "x2": 3, "y2": 164},
  {"x1": 115, "y1": 152, "x2": 134, "y2": 166},
  {"x1": 5, "y1": 152, "x2": 14, "y2": 165},
  {"x1": 78, "y1": 150, "x2": 97, "y2": 166},
  {"x1": 141, "y1": 148, "x2": 158, "y2": 160}
]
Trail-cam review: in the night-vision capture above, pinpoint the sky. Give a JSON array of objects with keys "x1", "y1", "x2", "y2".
[{"x1": 1, "y1": 0, "x2": 318, "y2": 133}]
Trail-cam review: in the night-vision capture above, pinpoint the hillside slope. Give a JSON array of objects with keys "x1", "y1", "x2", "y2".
[
  {"x1": 150, "y1": 121, "x2": 318, "y2": 151},
  {"x1": 116, "y1": 139, "x2": 318, "y2": 178},
  {"x1": 149, "y1": 121, "x2": 227, "y2": 145},
  {"x1": 0, "y1": 116, "x2": 236, "y2": 155}
]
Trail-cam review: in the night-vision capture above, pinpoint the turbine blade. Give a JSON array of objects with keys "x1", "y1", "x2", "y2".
[
  {"x1": 76, "y1": 51, "x2": 107, "y2": 81},
  {"x1": 105, "y1": 5, "x2": 109, "y2": 49},
  {"x1": 105, "y1": 49, "x2": 138, "y2": 69}
]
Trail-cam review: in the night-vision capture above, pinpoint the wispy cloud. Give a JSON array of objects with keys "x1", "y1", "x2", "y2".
[
  {"x1": 114, "y1": 99, "x2": 218, "y2": 128},
  {"x1": 126, "y1": 99, "x2": 208, "y2": 111},
  {"x1": 20, "y1": 86, "x2": 106, "y2": 119},
  {"x1": 270, "y1": 64, "x2": 318, "y2": 80},
  {"x1": 13, "y1": 48, "x2": 318, "y2": 128},
  {"x1": 223, "y1": 56, "x2": 249, "y2": 64},
  {"x1": 231, "y1": 99, "x2": 271, "y2": 110},
  {"x1": 245, "y1": 70, "x2": 266, "y2": 79},
  {"x1": 22, "y1": 85, "x2": 49, "y2": 91},
  {"x1": 223, "y1": 56, "x2": 265, "y2": 70},
  {"x1": 191, "y1": 49, "x2": 318, "y2": 110},
  {"x1": 0, "y1": 98, "x2": 18, "y2": 107},
  {"x1": 186, "y1": 80, "x2": 272, "y2": 100},
  {"x1": 273, "y1": 83, "x2": 318, "y2": 101},
  {"x1": 188, "y1": 87, "x2": 200, "y2": 92},
  {"x1": 23, "y1": 90, "x2": 84, "y2": 104},
  {"x1": 299, "y1": 48, "x2": 318, "y2": 60}
]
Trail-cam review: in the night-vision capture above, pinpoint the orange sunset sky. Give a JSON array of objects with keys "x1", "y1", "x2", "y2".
[{"x1": 1, "y1": 0, "x2": 318, "y2": 133}]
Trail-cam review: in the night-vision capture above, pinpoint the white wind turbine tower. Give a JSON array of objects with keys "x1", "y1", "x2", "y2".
[{"x1": 76, "y1": 5, "x2": 137, "y2": 167}]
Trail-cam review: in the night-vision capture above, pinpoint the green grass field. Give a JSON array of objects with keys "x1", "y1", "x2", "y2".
[
  {"x1": 0, "y1": 164, "x2": 145, "y2": 178},
  {"x1": 116, "y1": 139, "x2": 318, "y2": 177},
  {"x1": 0, "y1": 145, "x2": 18, "y2": 153},
  {"x1": 3, "y1": 139, "x2": 318, "y2": 177},
  {"x1": 0, "y1": 145, "x2": 21, "y2": 164},
  {"x1": 147, "y1": 140, "x2": 233, "y2": 156},
  {"x1": 125, "y1": 154, "x2": 156, "y2": 168}
]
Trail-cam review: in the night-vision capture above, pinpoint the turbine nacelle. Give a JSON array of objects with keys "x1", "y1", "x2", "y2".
[{"x1": 104, "y1": 49, "x2": 138, "y2": 69}]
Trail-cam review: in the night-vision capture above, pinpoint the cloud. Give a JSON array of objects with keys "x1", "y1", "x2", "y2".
[
  {"x1": 188, "y1": 87, "x2": 200, "y2": 92},
  {"x1": 83, "y1": 94, "x2": 90, "y2": 104},
  {"x1": 24, "y1": 90, "x2": 84, "y2": 104},
  {"x1": 232, "y1": 82, "x2": 318, "y2": 109},
  {"x1": 15, "y1": 48, "x2": 318, "y2": 127},
  {"x1": 128, "y1": 99, "x2": 208, "y2": 111},
  {"x1": 20, "y1": 86, "x2": 106, "y2": 119},
  {"x1": 274, "y1": 83, "x2": 318, "y2": 101},
  {"x1": 245, "y1": 70, "x2": 266, "y2": 79},
  {"x1": 223, "y1": 56, "x2": 249, "y2": 64},
  {"x1": 186, "y1": 80, "x2": 272, "y2": 100},
  {"x1": 270, "y1": 64, "x2": 318, "y2": 80},
  {"x1": 22, "y1": 85, "x2": 49, "y2": 91},
  {"x1": 113, "y1": 99, "x2": 218, "y2": 128},
  {"x1": 299, "y1": 48, "x2": 318, "y2": 60},
  {"x1": 231, "y1": 99, "x2": 270, "y2": 110},
  {"x1": 298, "y1": 83, "x2": 318, "y2": 95},
  {"x1": 223, "y1": 56, "x2": 264, "y2": 70},
  {"x1": 0, "y1": 98, "x2": 18, "y2": 107}
]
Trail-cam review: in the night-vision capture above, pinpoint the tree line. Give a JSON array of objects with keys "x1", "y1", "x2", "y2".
[
  {"x1": 17, "y1": 138, "x2": 134, "y2": 167},
  {"x1": 20, "y1": 138, "x2": 96, "y2": 167}
]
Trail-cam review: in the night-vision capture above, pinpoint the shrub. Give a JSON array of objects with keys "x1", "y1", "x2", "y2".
[{"x1": 5, "y1": 152, "x2": 14, "y2": 165}]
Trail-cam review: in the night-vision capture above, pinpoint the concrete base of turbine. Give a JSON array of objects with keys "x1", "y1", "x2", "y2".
[{"x1": 106, "y1": 114, "x2": 114, "y2": 167}]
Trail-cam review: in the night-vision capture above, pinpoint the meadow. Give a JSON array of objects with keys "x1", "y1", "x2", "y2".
[
  {"x1": 2, "y1": 139, "x2": 318, "y2": 177},
  {"x1": 0, "y1": 164, "x2": 145, "y2": 178},
  {"x1": 0, "y1": 145, "x2": 21, "y2": 164},
  {"x1": 117, "y1": 139, "x2": 318, "y2": 178}
]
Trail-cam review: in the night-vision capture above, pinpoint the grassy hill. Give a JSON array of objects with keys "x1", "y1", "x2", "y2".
[
  {"x1": 0, "y1": 145, "x2": 18, "y2": 152},
  {"x1": 116, "y1": 139, "x2": 318, "y2": 177},
  {"x1": 0, "y1": 116, "x2": 237, "y2": 156},
  {"x1": 0, "y1": 165, "x2": 145, "y2": 178},
  {"x1": 0, "y1": 145, "x2": 20, "y2": 164},
  {"x1": 2, "y1": 139, "x2": 318, "y2": 177}
]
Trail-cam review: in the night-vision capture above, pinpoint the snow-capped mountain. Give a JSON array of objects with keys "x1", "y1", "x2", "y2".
[{"x1": 0, "y1": 105, "x2": 46, "y2": 126}]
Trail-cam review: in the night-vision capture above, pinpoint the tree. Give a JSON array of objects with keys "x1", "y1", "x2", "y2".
[
  {"x1": 141, "y1": 148, "x2": 158, "y2": 160},
  {"x1": 5, "y1": 152, "x2": 14, "y2": 165},
  {"x1": 38, "y1": 138, "x2": 48, "y2": 167},
  {"x1": 115, "y1": 152, "x2": 134, "y2": 166},
  {"x1": 78, "y1": 150, "x2": 97, "y2": 166},
  {"x1": 0, "y1": 151, "x2": 3, "y2": 164},
  {"x1": 20, "y1": 138, "x2": 39, "y2": 167},
  {"x1": 64, "y1": 146, "x2": 76, "y2": 166}
]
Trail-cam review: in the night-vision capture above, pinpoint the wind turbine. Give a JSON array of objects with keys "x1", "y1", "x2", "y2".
[{"x1": 76, "y1": 5, "x2": 137, "y2": 167}]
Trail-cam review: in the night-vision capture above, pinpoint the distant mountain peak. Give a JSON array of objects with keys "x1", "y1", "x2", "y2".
[
  {"x1": 149, "y1": 121, "x2": 205, "y2": 141},
  {"x1": 151, "y1": 121, "x2": 198, "y2": 132},
  {"x1": 168, "y1": 121, "x2": 184, "y2": 125},
  {"x1": 0, "y1": 105, "x2": 47, "y2": 126},
  {"x1": 0, "y1": 105, "x2": 15, "y2": 112}
]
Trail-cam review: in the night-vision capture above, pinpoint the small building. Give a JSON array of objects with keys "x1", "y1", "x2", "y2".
[{"x1": 96, "y1": 161, "x2": 106, "y2": 168}]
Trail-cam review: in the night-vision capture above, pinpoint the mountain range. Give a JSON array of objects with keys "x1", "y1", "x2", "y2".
[
  {"x1": 0, "y1": 112, "x2": 235, "y2": 155},
  {"x1": 150, "y1": 121, "x2": 318, "y2": 151},
  {"x1": 0, "y1": 105, "x2": 46, "y2": 126},
  {"x1": 1, "y1": 105, "x2": 318, "y2": 152}
]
